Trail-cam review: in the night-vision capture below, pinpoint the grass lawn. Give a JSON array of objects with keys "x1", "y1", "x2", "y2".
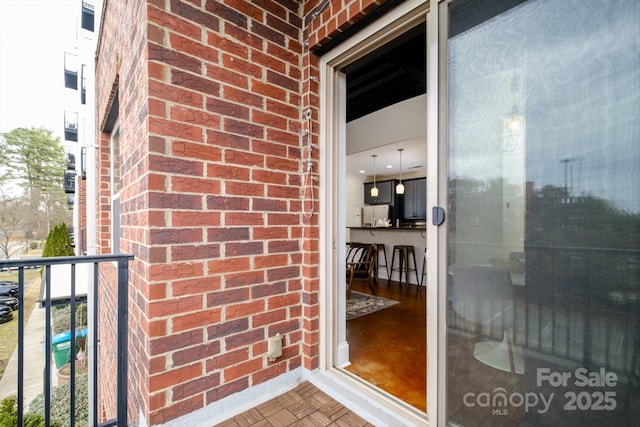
[{"x1": 0, "y1": 270, "x2": 42, "y2": 379}]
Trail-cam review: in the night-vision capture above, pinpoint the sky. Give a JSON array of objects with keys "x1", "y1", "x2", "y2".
[{"x1": 0, "y1": 0, "x2": 78, "y2": 141}]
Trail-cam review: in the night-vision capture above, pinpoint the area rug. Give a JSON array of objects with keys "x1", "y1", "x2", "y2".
[{"x1": 346, "y1": 291, "x2": 400, "y2": 320}]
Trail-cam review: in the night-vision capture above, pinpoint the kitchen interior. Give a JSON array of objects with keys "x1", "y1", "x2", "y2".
[
  {"x1": 342, "y1": 22, "x2": 428, "y2": 411},
  {"x1": 345, "y1": 128, "x2": 427, "y2": 286}
]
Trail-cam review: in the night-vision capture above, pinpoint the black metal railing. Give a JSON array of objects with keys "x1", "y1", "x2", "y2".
[
  {"x1": 0, "y1": 254, "x2": 133, "y2": 427},
  {"x1": 448, "y1": 244, "x2": 640, "y2": 379},
  {"x1": 520, "y1": 245, "x2": 640, "y2": 375}
]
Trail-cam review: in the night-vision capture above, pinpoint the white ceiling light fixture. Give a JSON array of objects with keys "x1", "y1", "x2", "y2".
[
  {"x1": 396, "y1": 148, "x2": 405, "y2": 195},
  {"x1": 370, "y1": 154, "x2": 379, "y2": 197},
  {"x1": 502, "y1": 71, "x2": 524, "y2": 155},
  {"x1": 505, "y1": 72, "x2": 523, "y2": 133}
]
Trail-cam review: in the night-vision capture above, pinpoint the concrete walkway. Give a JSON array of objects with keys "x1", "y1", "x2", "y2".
[{"x1": 0, "y1": 302, "x2": 56, "y2": 408}]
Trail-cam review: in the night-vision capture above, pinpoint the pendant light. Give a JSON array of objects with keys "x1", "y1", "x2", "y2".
[
  {"x1": 501, "y1": 71, "x2": 524, "y2": 155},
  {"x1": 396, "y1": 148, "x2": 405, "y2": 195},
  {"x1": 370, "y1": 155, "x2": 379, "y2": 197},
  {"x1": 505, "y1": 104, "x2": 524, "y2": 134},
  {"x1": 504, "y1": 72, "x2": 524, "y2": 135}
]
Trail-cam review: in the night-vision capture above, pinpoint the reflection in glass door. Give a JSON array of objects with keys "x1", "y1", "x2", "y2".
[{"x1": 445, "y1": 0, "x2": 640, "y2": 425}]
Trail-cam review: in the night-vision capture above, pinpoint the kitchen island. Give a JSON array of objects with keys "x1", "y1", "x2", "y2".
[{"x1": 348, "y1": 227, "x2": 427, "y2": 286}]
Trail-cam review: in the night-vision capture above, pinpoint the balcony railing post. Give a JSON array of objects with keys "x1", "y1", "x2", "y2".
[
  {"x1": 44, "y1": 265, "x2": 53, "y2": 427},
  {"x1": 117, "y1": 259, "x2": 129, "y2": 426},
  {"x1": 17, "y1": 268, "x2": 24, "y2": 426},
  {"x1": 91, "y1": 262, "x2": 99, "y2": 427},
  {"x1": 70, "y1": 263, "x2": 77, "y2": 427}
]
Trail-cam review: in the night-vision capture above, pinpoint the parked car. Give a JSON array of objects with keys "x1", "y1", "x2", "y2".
[
  {"x1": 0, "y1": 280, "x2": 18, "y2": 286},
  {"x1": 0, "y1": 264, "x2": 18, "y2": 272},
  {"x1": 0, "y1": 281, "x2": 18, "y2": 298},
  {"x1": 0, "y1": 306, "x2": 12, "y2": 323},
  {"x1": 0, "y1": 296, "x2": 19, "y2": 311}
]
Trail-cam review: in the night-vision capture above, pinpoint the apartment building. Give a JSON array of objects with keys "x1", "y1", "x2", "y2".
[{"x1": 62, "y1": 0, "x2": 100, "y2": 255}]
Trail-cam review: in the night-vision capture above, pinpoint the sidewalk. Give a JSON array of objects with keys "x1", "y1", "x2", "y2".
[{"x1": 0, "y1": 302, "x2": 56, "y2": 407}]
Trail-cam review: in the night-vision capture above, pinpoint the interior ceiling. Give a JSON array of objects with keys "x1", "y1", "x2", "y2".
[
  {"x1": 344, "y1": 24, "x2": 427, "y2": 177},
  {"x1": 347, "y1": 137, "x2": 427, "y2": 179},
  {"x1": 344, "y1": 24, "x2": 426, "y2": 123}
]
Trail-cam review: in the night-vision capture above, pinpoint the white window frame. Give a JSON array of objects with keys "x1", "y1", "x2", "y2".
[{"x1": 110, "y1": 123, "x2": 121, "y2": 255}]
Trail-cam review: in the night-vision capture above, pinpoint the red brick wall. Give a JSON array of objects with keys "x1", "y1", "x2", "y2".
[
  {"x1": 304, "y1": 0, "x2": 388, "y2": 49},
  {"x1": 96, "y1": 0, "x2": 151, "y2": 421},
  {"x1": 77, "y1": 177, "x2": 87, "y2": 255},
  {"x1": 95, "y1": 0, "x2": 394, "y2": 424}
]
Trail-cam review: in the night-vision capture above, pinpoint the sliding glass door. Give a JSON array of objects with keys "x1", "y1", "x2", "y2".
[{"x1": 446, "y1": 0, "x2": 640, "y2": 425}]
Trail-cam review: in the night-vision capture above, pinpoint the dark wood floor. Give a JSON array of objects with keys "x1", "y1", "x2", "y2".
[{"x1": 345, "y1": 277, "x2": 427, "y2": 412}]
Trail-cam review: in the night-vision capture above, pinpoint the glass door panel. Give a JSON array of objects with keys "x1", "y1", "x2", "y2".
[{"x1": 446, "y1": 0, "x2": 640, "y2": 425}]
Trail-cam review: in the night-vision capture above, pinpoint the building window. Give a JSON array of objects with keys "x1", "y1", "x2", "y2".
[
  {"x1": 64, "y1": 171, "x2": 76, "y2": 194},
  {"x1": 64, "y1": 52, "x2": 78, "y2": 90},
  {"x1": 65, "y1": 153, "x2": 77, "y2": 194},
  {"x1": 64, "y1": 111, "x2": 78, "y2": 142},
  {"x1": 80, "y1": 146, "x2": 87, "y2": 178},
  {"x1": 80, "y1": 64, "x2": 87, "y2": 105},
  {"x1": 81, "y1": 0, "x2": 95, "y2": 32},
  {"x1": 110, "y1": 124, "x2": 121, "y2": 254},
  {"x1": 66, "y1": 193, "x2": 75, "y2": 210},
  {"x1": 67, "y1": 153, "x2": 76, "y2": 170}
]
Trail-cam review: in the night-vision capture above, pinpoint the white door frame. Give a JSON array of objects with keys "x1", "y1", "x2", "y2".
[
  {"x1": 427, "y1": 1, "x2": 447, "y2": 425},
  {"x1": 317, "y1": 0, "x2": 440, "y2": 425}
]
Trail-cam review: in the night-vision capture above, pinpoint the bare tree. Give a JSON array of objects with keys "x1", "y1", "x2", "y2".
[{"x1": 0, "y1": 192, "x2": 28, "y2": 259}]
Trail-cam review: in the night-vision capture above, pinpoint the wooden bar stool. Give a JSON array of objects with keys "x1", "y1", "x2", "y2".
[{"x1": 390, "y1": 245, "x2": 419, "y2": 287}]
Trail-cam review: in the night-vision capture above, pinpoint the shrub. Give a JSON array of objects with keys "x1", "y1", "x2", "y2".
[
  {"x1": 0, "y1": 395, "x2": 60, "y2": 427},
  {"x1": 29, "y1": 242, "x2": 38, "y2": 250},
  {"x1": 24, "y1": 413, "x2": 51, "y2": 427},
  {"x1": 29, "y1": 375, "x2": 87, "y2": 427},
  {"x1": 0, "y1": 395, "x2": 16, "y2": 427},
  {"x1": 41, "y1": 223, "x2": 86, "y2": 334},
  {"x1": 52, "y1": 303, "x2": 88, "y2": 335},
  {"x1": 42, "y1": 223, "x2": 74, "y2": 258}
]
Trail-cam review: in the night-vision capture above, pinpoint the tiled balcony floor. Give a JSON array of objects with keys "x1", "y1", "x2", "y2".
[{"x1": 213, "y1": 381, "x2": 373, "y2": 427}]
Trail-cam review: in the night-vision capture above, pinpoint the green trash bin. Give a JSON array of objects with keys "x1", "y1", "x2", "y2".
[
  {"x1": 51, "y1": 329, "x2": 88, "y2": 369},
  {"x1": 51, "y1": 331, "x2": 72, "y2": 369}
]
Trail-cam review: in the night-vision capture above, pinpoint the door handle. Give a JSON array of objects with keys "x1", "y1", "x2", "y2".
[{"x1": 432, "y1": 206, "x2": 445, "y2": 226}]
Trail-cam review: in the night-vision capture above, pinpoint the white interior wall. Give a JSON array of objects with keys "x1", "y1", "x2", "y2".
[
  {"x1": 346, "y1": 94, "x2": 427, "y2": 155},
  {"x1": 346, "y1": 173, "x2": 364, "y2": 228},
  {"x1": 345, "y1": 94, "x2": 427, "y2": 214}
]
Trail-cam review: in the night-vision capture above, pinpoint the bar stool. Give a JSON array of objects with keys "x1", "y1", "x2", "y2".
[
  {"x1": 420, "y1": 248, "x2": 427, "y2": 291},
  {"x1": 374, "y1": 243, "x2": 388, "y2": 281},
  {"x1": 390, "y1": 245, "x2": 419, "y2": 287}
]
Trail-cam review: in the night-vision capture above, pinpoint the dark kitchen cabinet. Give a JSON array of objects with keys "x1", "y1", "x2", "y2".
[
  {"x1": 364, "y1": 180, "x2": 396, "y2": 205},
  {"x1": 403, "y1": 178, "x2": 426, "y2": 220}
]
